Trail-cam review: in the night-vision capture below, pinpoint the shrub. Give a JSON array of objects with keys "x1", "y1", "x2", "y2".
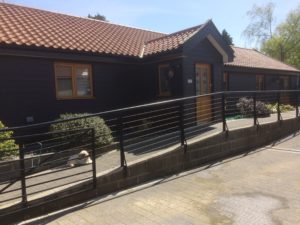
[
  {"x1": 266, "y1": 103, "x2": 294, "y2": 113},
  {"x1": 0, "y1": 121, "x2": 19, "y2": 160},
  {"x1": 281, "y1": 104, "x2": 294, "y2": 112},
  {"x1": 50, "y1": 113, "x2": 113, "y2": 148},
  {"x1": 236, "y1": 97, "x2": 271, "y2": 117}
]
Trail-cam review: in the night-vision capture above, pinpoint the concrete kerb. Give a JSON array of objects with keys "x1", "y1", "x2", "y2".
[{"x1": 1, "y1": 117, "x2": 300, "y2": 224}]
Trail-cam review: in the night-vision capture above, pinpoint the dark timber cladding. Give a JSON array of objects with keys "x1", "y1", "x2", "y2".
[
  {"x1": 0, "y1": 55, "x2": 147, "y2": 126},
  {"x1": 182, "y1": 22, "x2": 234, "y2": 96},
  {"x1": 224, "y1": 46, "x2": 300, "y2": 91}
]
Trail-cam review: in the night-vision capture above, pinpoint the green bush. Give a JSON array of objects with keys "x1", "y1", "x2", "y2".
[
  {"x1": 0, "y1": 121, "x2": 19, "y2": 160},
  {"x1": 236, "y1": 97, "x2": 271, "y2": 117},
  {"x1": 50, "y1": 113, "x2": 113, "y2": 148},
  {"x1": 266, "y1": 103, "x2": 294, "y2": 113}
]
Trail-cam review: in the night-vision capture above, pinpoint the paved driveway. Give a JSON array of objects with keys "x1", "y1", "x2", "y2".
[{"x1": 20, "y1": 132, "x2": 300, "y2": 225}]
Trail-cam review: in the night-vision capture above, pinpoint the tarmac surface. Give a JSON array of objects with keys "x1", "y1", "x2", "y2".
[{"x1": 19, "y1": 130, "x2": 300, "y2": 225}]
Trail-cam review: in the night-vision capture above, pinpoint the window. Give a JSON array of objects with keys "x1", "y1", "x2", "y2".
[
  {"x1": 256, "y1": 75, "x2": 265, "y2": 90},
  {"x1": 158, "y1": 64, "x2": 172, "y2": 96},
  {"x1": 223, "y1": 72, "x2": 229, "y2": 91},
  {"x1": 279, "y1": 76, "x2": 289, "y2": 90},
  {"x1": 55, "y1": 63, "x2": 93, "y2": 99}
]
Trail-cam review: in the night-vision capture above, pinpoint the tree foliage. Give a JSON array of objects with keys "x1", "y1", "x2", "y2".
[
  {"x1": 261, "y1": 6, "x2": 300, "y2": 68},
  {"x1": 88, "y1": 13, "x2": 107, "y2": 22},
  {"x1": 0, "y1": 121, "x2": 18, "y2": 160},
  {"x1": 243, "y1": 2, "x2": 275, "y2": 46},
  {"x1": 221, "y1": 29, "x2": 233, "y2": 45}
]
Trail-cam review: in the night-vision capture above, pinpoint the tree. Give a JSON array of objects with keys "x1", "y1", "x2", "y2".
[
  {"x1": 88, "y1": 13, "x2": 107, "y2": 22},
  {"x1": 243, "y1": 2, "x2": 275, "y2": 46},
  {"x1": 261, "y1": 6, "x2": 300, "y2": 68},
  {"x1": 221, "y1": 29, "x2": 233, "y2": 45}
]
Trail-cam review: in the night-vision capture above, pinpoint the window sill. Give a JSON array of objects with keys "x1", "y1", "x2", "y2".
[{"x1": 56, "y1": 96, "x2": 96, "y2": 100}]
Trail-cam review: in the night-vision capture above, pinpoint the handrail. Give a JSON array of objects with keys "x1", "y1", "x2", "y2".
[
  {"x1": 0, "y1": 89, "x2": 299, "y2": 212},
  {"x1": 0, "y1": 90, "x2": 299, "y2": 132}
]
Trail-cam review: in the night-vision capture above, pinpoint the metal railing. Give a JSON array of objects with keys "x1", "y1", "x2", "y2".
[{"x1": 0, "y1": 90, "x2": 299, "y2": 211}]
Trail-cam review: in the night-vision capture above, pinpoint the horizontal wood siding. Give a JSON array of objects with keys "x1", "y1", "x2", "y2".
[
  {"x1": 228, "y1": 73, "x2": 256, "y2": 91},
  {"x1": 0, "y1": 56, "x2": 146, "y2": 126},
  {"x1": 228, "y1": 72, "x2": 299, "y2": 91}
]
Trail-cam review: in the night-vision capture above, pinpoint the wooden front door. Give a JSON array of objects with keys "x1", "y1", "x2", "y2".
[{"x1": 195, "y1": 63, "x2": 212, "y2": 123}]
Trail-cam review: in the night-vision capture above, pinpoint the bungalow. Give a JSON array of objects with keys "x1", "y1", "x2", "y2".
[
  {"x1": 0, "y1": 3, "x2": 299, "y2": 127},
  {"x1": 224, "y1": 47, "x2": 300, "y2": 91}
]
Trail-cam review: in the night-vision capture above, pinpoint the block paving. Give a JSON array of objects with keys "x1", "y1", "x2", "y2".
[{"x1": 20, "y1": 129, "x2": 300, "y2": 225}]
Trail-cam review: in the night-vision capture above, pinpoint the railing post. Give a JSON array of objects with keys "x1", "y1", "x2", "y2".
[
  {"x1": 296, "y1": 92, "x2": 299, "y2": 118},
  {"x1": 91, "y1": 128, "x2": 97, "y2": 189},
  {"x1": 221, "y1": 92, "x2": 227, "y2": 132},
  {"x1": 179, "y1": 101, "x2": 187, "y2": 153},
  {"x1": 277, "y1": 92, "x2": 281, "y2": 121},
  {"x1": 117, "y1": 113, "x2": 127, "y2": 169},
  {"x1": 19, "y1": 145, "x2": 27, "y2": 205},
  {"x1": 253, "y1": 93, "x2": 257, "y2": 126}
]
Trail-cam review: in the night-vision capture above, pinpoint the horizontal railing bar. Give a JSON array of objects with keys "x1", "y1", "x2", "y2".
[
  {"x1": 0, "y1": 178, "x2": 21, "y2": 186},
  {"x1": 126, "y1": 138, "x2": 180, "y2": 154},
  {"x1": 123, "y1": 110, "x2": 180, "y2": 125},
  {"x1": 2, "y1": 129, "x2": 91, "y2": 142},
  {"x1": 184, "y1": 113, "x2": 222, "y2": 123},
  {"x1": 23, "y1": 141, "x2": 71, "y2": 154},
  {"x1": 123, "y1": 120, "x2": 179, "y2": 137},
  {"x1": 26, "y1": 164, "x2": 91, "y2": 180},
  {"x1": 185, "y1": 120, "x2": 222, "y2": 135},
  {"x1": 21, "y1": 142, "x2": 93, "y2": 164},
  {"x1": 0, "y1": 169, "x2": 23, "y2": 176},
  {"x1": 26, "y1": 177, "x2": 92, "y2": 196},
  {"x1": 184, "y1": 102, "x2": 222, "y2": 112},
  {"x1": 123, "y1": 105, "x2": 180, "y2": 119},
  {"x1": 123, "y1": 115, "x2": 180, "y2": 132},
  {"x1": 184, "y1": 110, "x2": 223, "y2": 120},
  {"x1": 126, "y1": 133, "x2": 180, "y2": 150},
  {"x1": 29, "y1": 154, "x2": 89, "y2": 170},
  {"x1": 0, "y1": 186, "x2": 22, "y2": 195},
  {"x1": 0, "y1": 93, "x2": 225, "y2": 132},
  {"x1": 184, "y1": 106, "x2": 222, "y2": 116},
  {"x1": 26, "y1": 170, "x2": 93, "y2": 189},
  {"x1": 1, "y1": 90, "x2": 299, "y2": 132},
  {"x1": 184, "y1": 118, "x2": 222, "y2": 127},
  {"x1": 124, "y1": 126, "x2": 179, "y2": 145},
  {"x1": 183, "y1": 97, "x2": 222, "y2": 107},
  {"x1": 128, "y1": 140, "x2": 180, "y2": 156}
]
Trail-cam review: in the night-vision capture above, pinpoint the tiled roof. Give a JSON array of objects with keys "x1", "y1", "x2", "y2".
[
  {"x1": 143, "y1": 25, "x2": 203, "y2": 56},
  {"x1": 0, "y1": 3, "x2": 207, "y2": 58},
  {"x1": 225, "y1": 46, "x2": 300, "y2": 72},
  {"x1": 0, "y1": 3, "x2": 165, "y2": 57}
]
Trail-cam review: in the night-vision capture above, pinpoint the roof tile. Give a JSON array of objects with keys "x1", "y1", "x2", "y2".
[
  {"x1": 226, "y1": 46, "x2": 299, "y2": 72},
  {"x1": 143, "y1": 25, "x2": 202, "y2": 56},
  {"x1": 0, "y1": 3, "x2": 165, "y2": 57},
  {"x1": 0, "y1": 3, "x2": 205, "y2": 58}
]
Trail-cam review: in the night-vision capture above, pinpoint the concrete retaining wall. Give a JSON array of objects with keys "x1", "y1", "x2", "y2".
[{"x1": 2, "y1": 117, "x2": 300, "y2": 224}]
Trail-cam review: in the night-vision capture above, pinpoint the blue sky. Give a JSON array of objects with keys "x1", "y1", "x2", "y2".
[{"x1": 5, "y1": 0, "x2": 299, "y2": 47}]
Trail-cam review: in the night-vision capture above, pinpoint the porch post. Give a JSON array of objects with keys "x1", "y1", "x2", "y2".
[
  {"x1": 179, "y1": 101, "x2": 187, "y2": 153},
  {"x1": 253, "y1": 93, "x2": 257, "y2": 126}
]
